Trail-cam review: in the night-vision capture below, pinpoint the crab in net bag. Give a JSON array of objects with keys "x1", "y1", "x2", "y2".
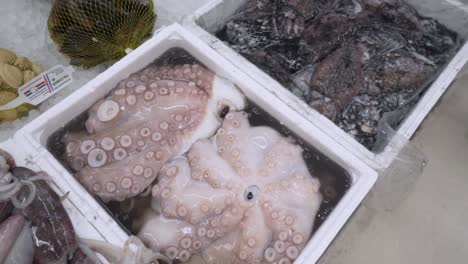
[{"x1": 48, "y1": 0, "x2": 157, "y2": 68}]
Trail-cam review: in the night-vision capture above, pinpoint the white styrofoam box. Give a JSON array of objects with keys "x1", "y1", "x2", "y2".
[
  {"x1": 11, "y1": 24, "x2": 377, "y2": 264},
  {"x1": 183, "y1": 0, "x2": 468, "y2": 171}
]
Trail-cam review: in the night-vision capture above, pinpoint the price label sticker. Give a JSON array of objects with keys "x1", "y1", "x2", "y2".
[{"x1": 0, "y1": 65, "x2": 74, "y2": 110}]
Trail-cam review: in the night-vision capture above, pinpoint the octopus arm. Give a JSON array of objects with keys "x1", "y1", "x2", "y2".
[
  {"x1": 64, "y1": 64, "x2": 246, "y2": 201},
  {"x1": 189, "y1": 139, "x2": 244, "y2": 187},
  {"x1": 139, "y1": 215, "x2": 194, "y2": 250},
  {"x1": 201, "y1": 230, "x2": 241, "y2": 264},
  {"x1": 77, "y1": 146, "x2": 169, "y2": 201},
  {"x1": 215, "y1": 112, "x2": 277, "y2": 177},
  {"x1": 235, "y1": 207, "x2": 273, "y2": 263},
  {"x1": 154, "y1": 157, "x2": 237, "y2": 224}
]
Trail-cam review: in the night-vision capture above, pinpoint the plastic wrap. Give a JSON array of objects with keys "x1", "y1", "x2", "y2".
[
  {"x1": 187, "y1": 0, "x2": 468, "y2": 171},
  {"x1": 215, "y1": 0, "x2": 461, "y2": 152}
]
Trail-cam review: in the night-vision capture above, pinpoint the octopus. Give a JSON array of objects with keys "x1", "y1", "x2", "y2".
[
  {"x1": 220, "y1": 0, "x2": 458, "y2": 149},
  {"x1": 63, "y1": 63, "x2": 245, "y2": 201},
  {"x1": 138, "y1": 112, "x2": 322, "y2": 264}
]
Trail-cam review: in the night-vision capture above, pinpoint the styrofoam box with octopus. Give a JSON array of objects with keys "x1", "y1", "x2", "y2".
[
  {"x1": 183, "y1": 0, "x2": 468, "y2": 171},
  {"x1": 7, "y1": 24, "x2": 377, "y2": 264}
]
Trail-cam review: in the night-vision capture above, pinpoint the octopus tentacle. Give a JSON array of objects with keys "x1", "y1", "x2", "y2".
[
  {"x1": 78, "y1": 146, "x2": 170, "y2": 201},
  {"x1": 188, "y1": 140, "x2": 242, "y2": 188},
  {"x1": 63, "y1": 64, "x2": 245, "y2": 201},
  {"x1": 85, "y1": 65, "x2": 215, "y2": 134},
  {"x1": 215, "y1": 113, "x2": 284, "y2": 178},
  {"x1": 235, "y1": 207, "x2": 272, "y2": 263},
  {"x1": 154, "y1": 157, "x2": 241, "y2": 225}
]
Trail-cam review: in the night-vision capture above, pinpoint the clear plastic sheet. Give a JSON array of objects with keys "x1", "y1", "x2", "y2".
[{"x1": 367, "y1": 138, "x2": 426, "y2": 212}]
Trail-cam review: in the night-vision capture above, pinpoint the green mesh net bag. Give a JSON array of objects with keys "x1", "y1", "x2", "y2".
[{"x1": 48, "y1": 0, "x2": 156, "y2": 68}]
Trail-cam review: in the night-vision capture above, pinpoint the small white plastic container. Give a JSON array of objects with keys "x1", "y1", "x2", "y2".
[
  {"x1": 4, "y1": 24, "x2": 377, "y2": 264},
  {"x1": 183, "y1": 0, "x2": 468, "y2": 171}
]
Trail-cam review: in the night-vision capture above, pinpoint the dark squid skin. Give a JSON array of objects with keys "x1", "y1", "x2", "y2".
[
  {"x1": 221, "y1": 0, "x2": 459, "y2": 149},
  {"x1": 12, "y1": 167, "x2": 78, "y2": 264},
  {"x1": 0, "y1": 202, "x2": 12, "y2": 223},
  {"x1": 0, "y1": 148, "x2": 15, "y2": 169},
  {"x1": 308, "y1": 45, "x2": 365, "y2": 121}
]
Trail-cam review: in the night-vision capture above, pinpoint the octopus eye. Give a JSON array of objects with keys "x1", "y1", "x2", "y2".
[
  {"x1": 244, "y1": 185, "x2": 259, "y2": 202},
  {"x1": 219, "y1": 105, "x2": 230, "y2": 118}
]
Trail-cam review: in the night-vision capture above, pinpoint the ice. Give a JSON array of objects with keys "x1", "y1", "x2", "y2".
[
  {"x1": 155, "y1": 0, "x2": 210, "y2": 28},
  {"x1": 0, "y1": 0, "x2": 211, "y2": 141}
]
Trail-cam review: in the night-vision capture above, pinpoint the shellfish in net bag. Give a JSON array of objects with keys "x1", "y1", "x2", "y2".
[{"x1": 48, "y1": 0, "x2": 157, "y2": 68}]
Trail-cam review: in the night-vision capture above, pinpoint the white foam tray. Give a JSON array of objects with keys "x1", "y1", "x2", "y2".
[
  {"x1": 183, "y1": 0, "x2": 468, "y2": 171},
  {"x1": 5, "y1": 24, "x2": 377, "y2": 264}
]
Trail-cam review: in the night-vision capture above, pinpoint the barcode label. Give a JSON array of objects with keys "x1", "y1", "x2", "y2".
[{"x1": 18, "y1": 65, "x2": 73, "y2": 106}]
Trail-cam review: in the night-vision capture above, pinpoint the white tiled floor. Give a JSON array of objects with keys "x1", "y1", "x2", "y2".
[{"x1": 319, "y1": 69, "x2": 468, "y2": 264}]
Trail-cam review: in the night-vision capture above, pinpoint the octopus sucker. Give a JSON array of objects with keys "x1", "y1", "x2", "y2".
[
  {"x1": 292, "y1": 233, "x2": 304, "y2": 244},
  {"x1": 80, "y1": 140, "x2": 96, "y2": 154},
  {"x1": 100, "y1": 137, "x2": 115, "y2": 151},
  {"x1": 87, "y1": 148, "x2": 107, "y2": 168},
  {"x1": 179, "y1": 250, "x2": 191, "y2": 262},
  {"x1": 286, "y1": 245, "x2": 299, "y2": 259},
  {"x1": 138, "y1": 112, "x2": 321, "y2": 263},
  {"x1": 96, "y1": 100, "x2": 120, "y2": 122},
  {"x1": 63, "y1": 63, "x2": 245, "y2": 201}
]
